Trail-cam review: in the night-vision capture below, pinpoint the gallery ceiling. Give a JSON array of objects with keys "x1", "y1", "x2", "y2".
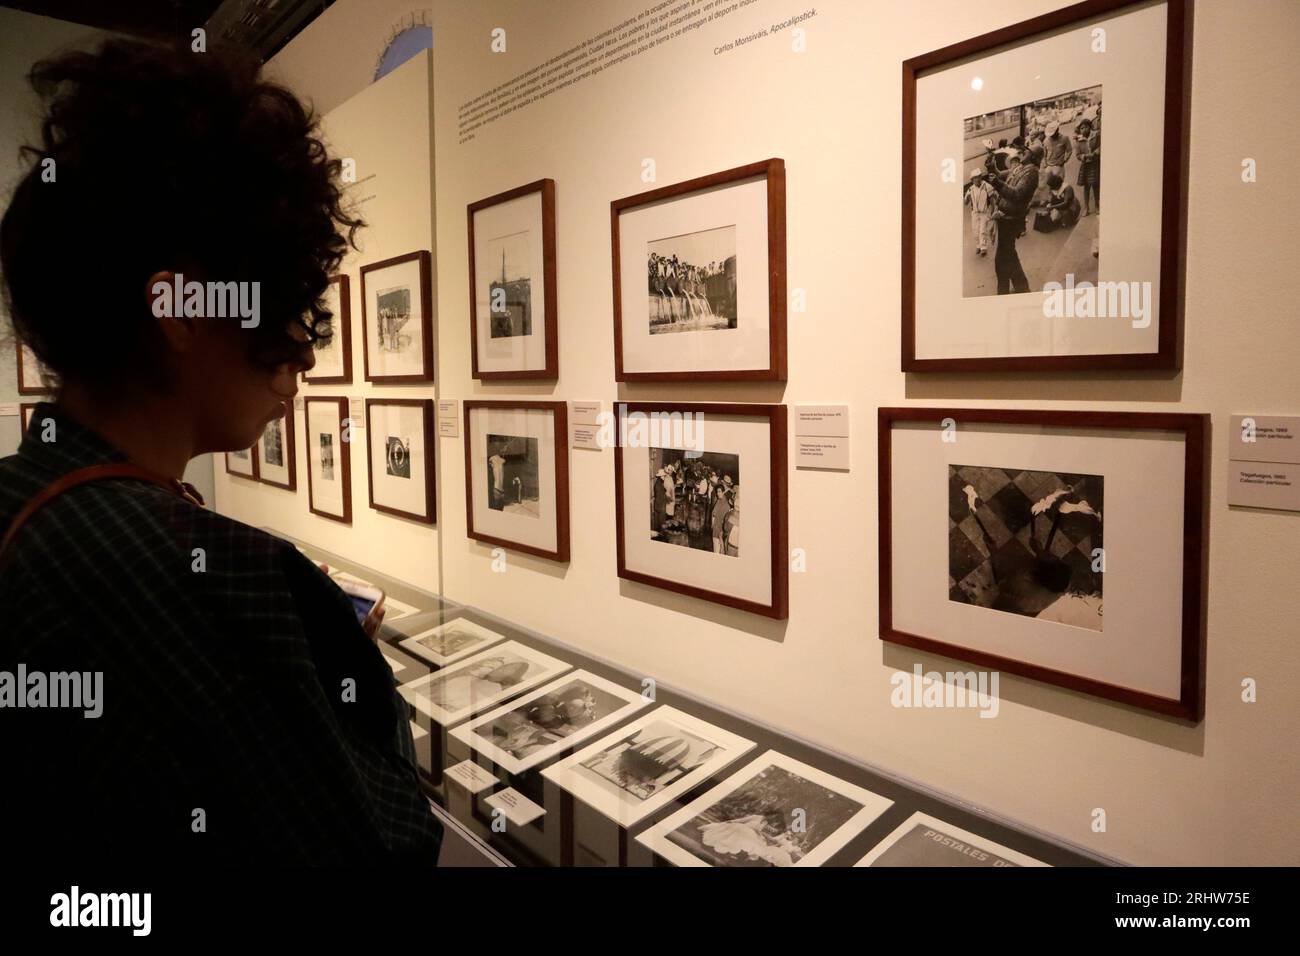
[{"x1": 1, "y1": 0, "x2": 336, "y2": 60}]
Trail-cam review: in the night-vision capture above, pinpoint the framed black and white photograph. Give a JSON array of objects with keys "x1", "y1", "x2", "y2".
[
  {"x1": 256, "y1": 411, "x2": 296, "y2": 491},
  {"x1": 398, "y1": 617, "x2": 507, "y2": 668},
  {"x1": 15, "y1": 342, "x2": 54, "y2": 395},
  {"x1": 366, "y1": 398, "x2": 435, "y2": 523},
  {"x1": 637, "y1": 751, "x2": 894, "y2": 867},
  {"x1": 615, "y1": 402, "x2": 787, "y2": 619},
  {"x1": 361, "y1": 250, "x2": 433, "y2": 382},
  {"x1": 879, "y1": 407, "x2": 1209, "y2": 720},
  {"x1": 304, "y1": 274, "x2": 352, "y2": 384},
  {"x1": 855, "y1": 812, "x2": 1048, "y2": 867},
  {"x1": 468, "y1": 179, "x2": 558, "y2": 380},
  {"x1": 541, "y1": 706, "x2": 756, "y2": 827},
  {"x1": 224, "y1": 445, "x2": 258, "y2": 480},
  {"x1": 305, "y1": 396, "x2": 351, "y2": 523},
  {"x1": 449, "y1": 669, "x2": 653, "y2": 775},
  {"x1": 397, "y1": 640, "x2": 571, "y2": 726},
  {"x1": 612, "y1": 158, "x2": 786, "y2": 381},
  {"x1": 903, "y1": 0, "x2": 1191, "y2": 371},
  {"x1": 464, "y1": 400, "x2": 568, "y2": 562}
]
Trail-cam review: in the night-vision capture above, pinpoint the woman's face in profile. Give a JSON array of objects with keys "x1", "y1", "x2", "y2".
[{"x1": 183, "y1": 310, "x2": 316, "y2": 454}]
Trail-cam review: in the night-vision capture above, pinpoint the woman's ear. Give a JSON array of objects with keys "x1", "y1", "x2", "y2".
[{"x1": 146, "y1": 270, "x2": 199, "y2": 354}]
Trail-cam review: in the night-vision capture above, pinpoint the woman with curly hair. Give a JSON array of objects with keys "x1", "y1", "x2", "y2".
[{"x1": 0, "y1": 38, "x2": 442, "y2": 864}]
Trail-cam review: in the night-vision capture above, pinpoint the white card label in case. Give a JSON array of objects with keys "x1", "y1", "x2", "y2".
[
  {"x1": 484, "y1": 787, "x2": 546, "y2": 826},
  {"x1": 446, "y1": 760, "x2": 498, "y2": 794}
]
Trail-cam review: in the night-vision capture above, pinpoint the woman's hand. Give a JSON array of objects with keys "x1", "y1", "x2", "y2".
[{"x1": 362, "y1": 604, "x2": 387, "y2": 642}]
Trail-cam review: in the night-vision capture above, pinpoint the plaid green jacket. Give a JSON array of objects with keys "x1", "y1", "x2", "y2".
[{"x1": 0, "y1": 405, "x2": 441, "y2": 864}]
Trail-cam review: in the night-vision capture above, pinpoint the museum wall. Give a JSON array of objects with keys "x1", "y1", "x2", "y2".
[
  {"x1": 263, "y1": 0, "x2": 1300, "y2": 865},
  {"x1": 212, "y1": 51, "x2": 442, "y2": 593}
]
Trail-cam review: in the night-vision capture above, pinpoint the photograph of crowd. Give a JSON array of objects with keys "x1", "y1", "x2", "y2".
[
  {"x1": 962, "y1": 85, "x2": 1101, "y2": 296},
  {"x1": 646, "y1": 225, "x2": 737, "y2": 334},
  {"x1": 649, "y1": 447, "x2": 740, "y2": 557}
]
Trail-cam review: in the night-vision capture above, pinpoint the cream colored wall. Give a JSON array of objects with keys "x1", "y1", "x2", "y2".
[
  {"x1": 267, "y1": 0, "x2": 1300, "y2": 865},
  {"x1": 213, "y1": 51, "x2": 441, "y2": 593}
]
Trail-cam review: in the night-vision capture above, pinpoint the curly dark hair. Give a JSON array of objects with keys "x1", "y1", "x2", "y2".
[{"x1": 1, "y1": 37, "x2": 363, "y2": 389}]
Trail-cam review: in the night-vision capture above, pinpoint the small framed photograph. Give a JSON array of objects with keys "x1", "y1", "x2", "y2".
[
  {"x1": 361, "y1": 250, "x2": 433, "y2": 383},
  {"x1": 468, "y1": 179, "x2": 558, "y2": 380},
  {"x1": 224, "y1": 445, "x2": 258, "y2": 480},
  {"x1": 542, "y1": 705, "x2": 756, "y2": 828},
  {"x1": 20, "y1": 403, "x2": 40, "y2": 433},
  {"x1": 855, "y1": 812, "x2": 1048, "y2": 867},
  {"x1": 612, "y1": 158, "x2": 786, "y2": 382},
  {"x1": 256, "y1": 411, "x2": 296, "y2": 491},
  {"x1": 637, "y1": 750, "x2": 894, "y2": 867},
  {"x1": 365, "y1": 398, "x2": 436, "y2": 523},
  {"x1": 16, "y1": 342, "x2": 55, "y2": 395},
  {"x1": 305, "y1": 396, "x2": 351, "y2": 524},
  {"x1": 879, "y1": 406, "x2": 1209, "y2": 720},
  {"x1": 449, "y1": 669, "x2": 653, "y2": 775},
  {"x1": 397, "y1": 639, "x2": 571, "y2": 726},
  {"x1": 464, "y1": 400, "x2": 569, "y2": 562},
  {"x1": 303, "y1": 274, "x2": 352, "y2": 384},
  {"x1": 902, "y1": 0, "x2": 1191, "y2": 371},
  {"x1": 615, "y1": 402, "x2": 788, "y2": 619},
  {"x1": 398, "y1": 617, "x2": 507, "y2": 667}
]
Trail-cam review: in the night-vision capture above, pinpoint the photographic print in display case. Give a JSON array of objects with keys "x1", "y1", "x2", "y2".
[
  {"x1": 855, "y1": 811, "x2": 1048, "y2": 867},
  {"x1": 399, "y1": 617, "x2": 507, "y2": 668},
  {"x1": 902, "y1": 0, "x2": 1191, "y2": 370},
  {"x1": 615, "y1": 402, "x2": 788, "y2": 619},
  {"x1": 398, "y1": 639, "x2": 571, "y2": 726},
  {"x1": 878, "y1": 407, "x2": 1209, "y2": 720},
  {"x1": 637, "y1": 750, "x2": 894, "y2": 867},
  {"x1": 541, "y1": 705, "x2": 756, "y2": 828},
  {"x1": 305, "y1": 396, "x2": 351, "y2": 523},
  {"x1": 612, "y1": 158, "x2": 786, "y2": 381},
  {"x1": 16, "y1": 342, "x2": 54, "y2": 395},
  {"x1": 449, "y1": 669, "x2": 653, "y2": 775},
  {"x1": 464, "y1": 400, "x2": 569, "y2": 562},
  {"x1": 361, "y1": 250, "x2": 433, "y2": 382},
  {"x1": 303, "y1": 274, "x2": 352, "y2": 384},
  {"x1": 366, "y1": 398, "x2": 436, "y2": 523},
  {"x1": 468, "y1": 179, "x2": 558, "y2": 380},
  {"x1": 257, "y1": 410, "x2": 296, "y2": 491}
]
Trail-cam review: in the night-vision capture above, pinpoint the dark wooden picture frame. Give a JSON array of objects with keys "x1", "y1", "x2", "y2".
[
  {"x1": 257, "y1": 410, "x2": 297, "y2": 492},
  {"x1": 612, "y1": 159, "x2": 787, "y2": 382},
  {"x1": 901, "y1": 0, "x2": 1193, "y2": 372},
  {"x1": 614, "y1": 402, "x2": 789, "y2": 620},
  {"x1": 303, "y1": 273, "x2": 352, "y2": 385},
  {"x1": 468, "y1": 178, "x2": 558, "y2": 380},
  {"x1": 463, "y1": 400, "x2": 569, "y2": 563},
  {"x1": 224, "y1": 445, "x2": 259, "y2": 481},
  {"x1": 15, "y1": 342, "x2": 54, "y2": 395},
  {"x1": 19, "y1": 402, "x2": 40, "y2": 433},
  {"x1": 305, "y1": 396, "x2": 352, "y2": 525},
  {"x1": 877, "y1": 406, "x2": 1209, "y2": 720},
  {"x1": 361, "y1": 250, "x2": 434, "y2": 383},
  {"x1": 365, "y1": 397, "x2": 436, "y2": 524}
]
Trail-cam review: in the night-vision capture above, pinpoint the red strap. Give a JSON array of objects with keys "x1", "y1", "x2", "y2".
[{"x1": 0, "y1": 463, "x2": 203, "y2": 560}]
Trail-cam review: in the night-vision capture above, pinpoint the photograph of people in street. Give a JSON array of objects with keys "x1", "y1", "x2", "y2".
[
  {"x1": 962, "y1": 85, "x2": 1101, "y2": 297},
  {"x1": 649, "y1": 447, "x2": 740, "y2": 557}
]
